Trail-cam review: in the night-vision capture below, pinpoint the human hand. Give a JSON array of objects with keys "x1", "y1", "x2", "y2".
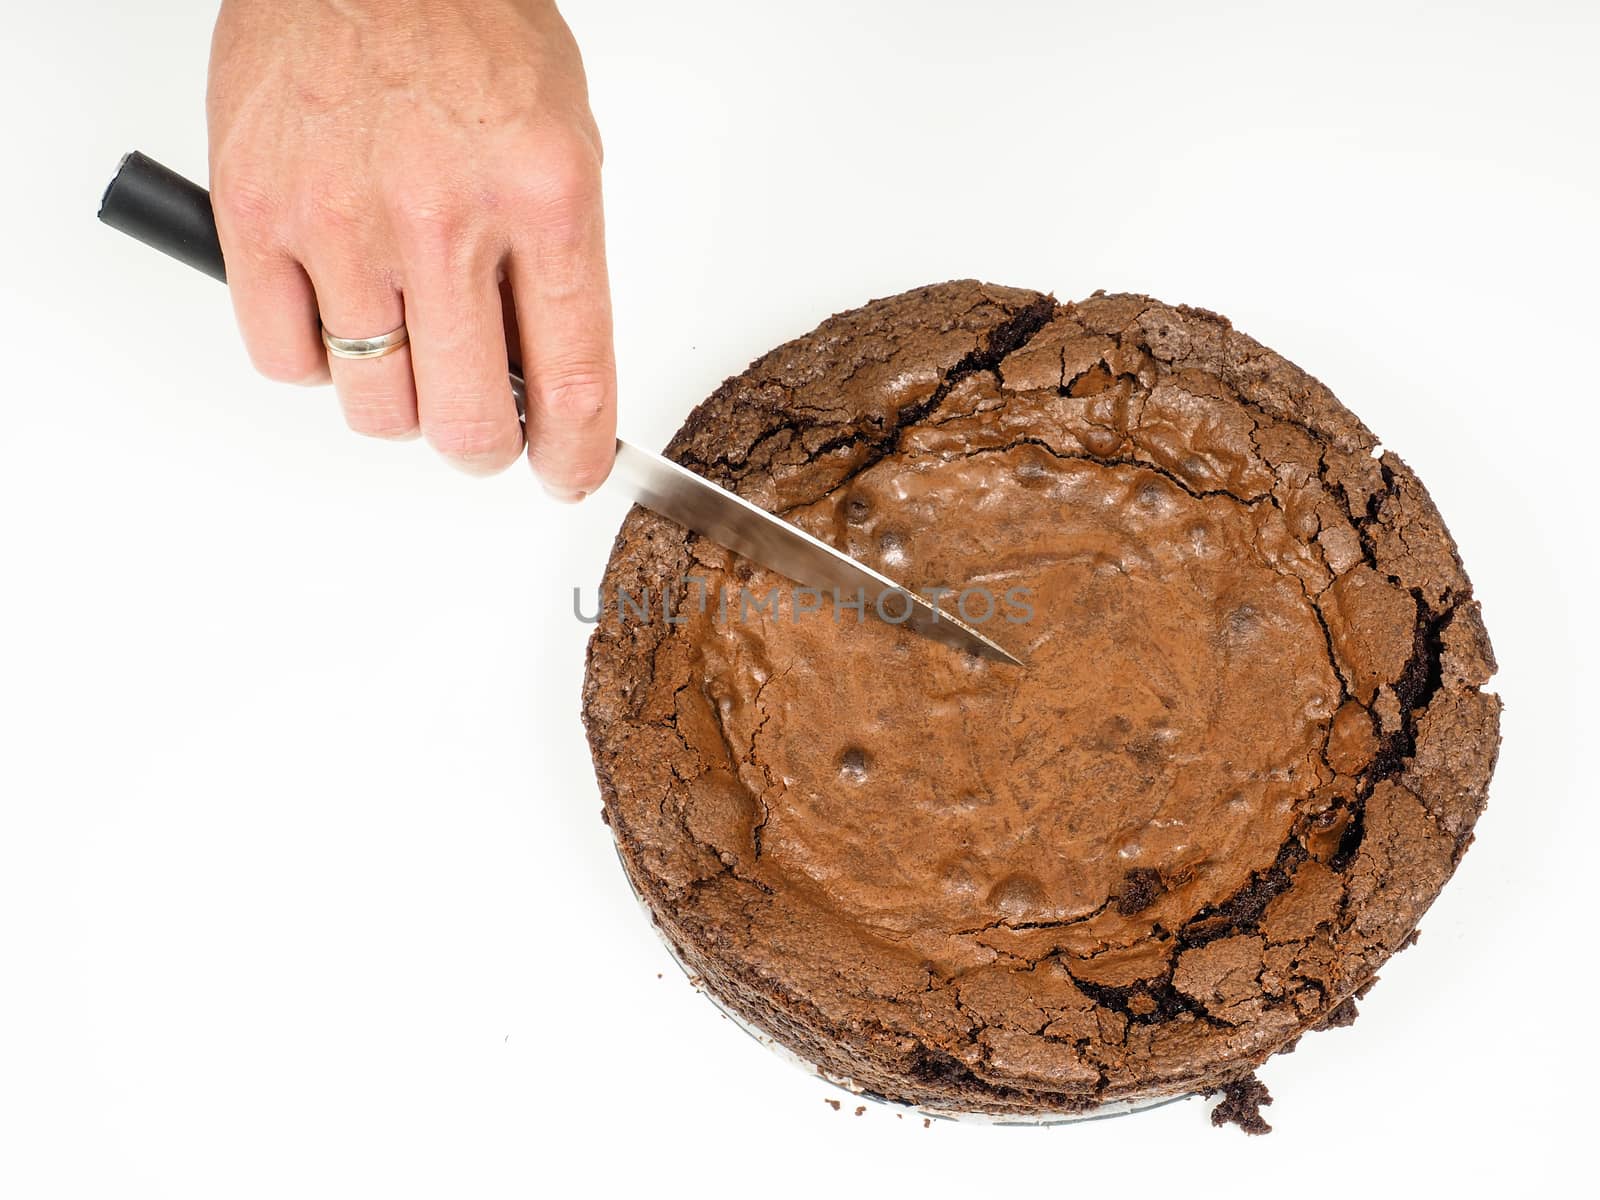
[{"x1": 207, "y1": 0, "x2": 614, "y2": 498}]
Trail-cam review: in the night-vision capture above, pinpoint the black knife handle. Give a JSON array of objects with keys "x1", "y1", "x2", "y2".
[{"x1": 99, "y1": 151, "x2": 227, "y2": 283}]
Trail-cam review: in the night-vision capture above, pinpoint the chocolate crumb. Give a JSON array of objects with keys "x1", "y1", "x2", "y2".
[
  {"x1": 1208, "y1": 1075, "x2": 1274, "y2": 1135},
  {"x1": 825, "y1": 1098, "x2": 840, "y2": 1111},
  {"x1": 1316, "y1": 998, "x2": 1361, "y2": 1029}
]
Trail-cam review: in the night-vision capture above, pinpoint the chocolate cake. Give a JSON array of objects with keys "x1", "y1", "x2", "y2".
[{"x1": 582, "y1": 282, "x2": 1499, "y2": 1126}]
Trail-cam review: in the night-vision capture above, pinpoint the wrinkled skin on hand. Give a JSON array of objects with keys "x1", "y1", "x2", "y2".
[{"x1": 208, "y1": 0, "x2": 614, "y2": 495}]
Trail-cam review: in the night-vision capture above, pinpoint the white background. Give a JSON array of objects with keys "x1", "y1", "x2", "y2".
[{"x1": 2, "y1": 1, "x2": 1596, "y2": 1195}]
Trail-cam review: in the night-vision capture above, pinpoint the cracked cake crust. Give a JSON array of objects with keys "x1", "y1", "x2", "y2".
[{"x1": 582, "y1": 282, "x2": 1500, "y2": 1119}]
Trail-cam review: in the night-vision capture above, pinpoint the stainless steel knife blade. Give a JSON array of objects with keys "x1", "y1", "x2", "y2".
[
  {"x1": 608, "y1": 438, "x2": 1024, "y2": 666},
  {"x1": 513, "y1": 370, "x2": 1018, "y2": 663}
]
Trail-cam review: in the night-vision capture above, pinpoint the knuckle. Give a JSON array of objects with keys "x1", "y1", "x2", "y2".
[
  {"x1": 423, "y1": 411, "x2": 521, "y2": 469},
  {"x1": 387, "y1": 186, "x2": 468, "y2": 256},
  {"x1": 344, "y1": 398, "x2": 418, "y2": 440},
  {"x1": 535, "y1": 369, "x2": 613, "y2": 422},
  {"x1": 517, "y1": 142, "x2": 602, "y2": 220},
  {"x1": 546, "y1": 155, "x2": 602, "y2": 208},
  {"x1": 213, "y1": 175, "x2": 281, "y2": 235},
  {"x1": 248, "y1": 341, "x2": 323, "y2": 384},
  {"x1": 298, "y1": 179, "x2": 365, "y2": 241}
]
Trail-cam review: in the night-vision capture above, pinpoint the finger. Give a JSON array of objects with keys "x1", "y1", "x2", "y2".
[
  {"x1": 399, "y1": 230, "x2": 523, "y2": 475},
  {"x1": 508, "y1": 177, "x2": 617, "y2": 500},
  {"x1": 305, "y1": 253, "x2": 419, "y2": 442},
  {"x1": 212, "y1": 183, "x2": 326, "y2": 385}
]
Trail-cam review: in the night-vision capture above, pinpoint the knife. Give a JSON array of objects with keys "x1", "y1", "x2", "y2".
[{"x1": 97, "y1": 151, "x2": 1022, "y2": 666}]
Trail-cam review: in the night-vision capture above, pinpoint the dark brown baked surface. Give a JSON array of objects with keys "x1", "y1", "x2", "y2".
[{"x1": 582, "y1": 282, "x2": 1500, "y2": 1119}]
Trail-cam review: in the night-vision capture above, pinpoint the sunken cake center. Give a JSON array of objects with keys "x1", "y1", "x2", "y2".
[{"x1": 674, "y1": 441, "x2": 1340, "y2": 971}]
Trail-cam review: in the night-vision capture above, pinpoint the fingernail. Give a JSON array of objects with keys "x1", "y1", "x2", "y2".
[{"x1": 541, "y1": 483, "x2": 588, "y2": 504}]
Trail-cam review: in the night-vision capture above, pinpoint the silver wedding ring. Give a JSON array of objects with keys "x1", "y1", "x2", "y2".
[{"x1": 321, "y1": 322, "x2": 410, "y2": 360}]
